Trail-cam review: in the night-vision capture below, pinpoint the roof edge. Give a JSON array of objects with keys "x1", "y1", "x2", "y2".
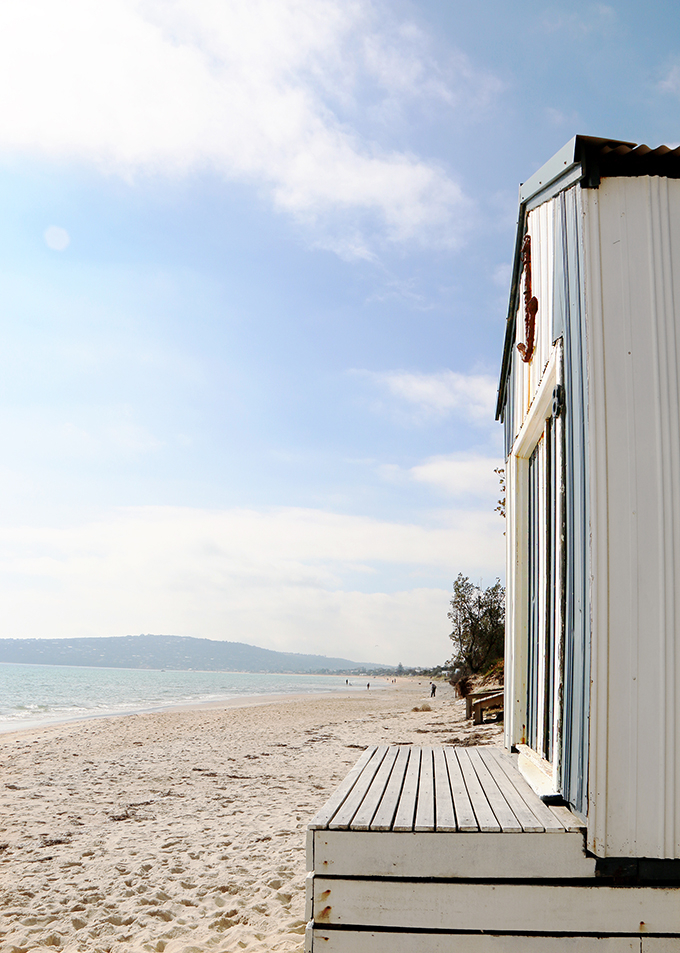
[
  {"x1": 519, "y1": 136, "x2": 579, "y2": 205},
  {"x1": 519, "y1": 135, "x2": 639, "y2": 206},
  {"x1": 495, "y1": 205, "x2": 527, "y2": 421},
  {"x1": 496, "y1": 134, "x2": 646, "y2": 422}
]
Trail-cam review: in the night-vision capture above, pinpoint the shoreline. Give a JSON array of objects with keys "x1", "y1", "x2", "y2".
[
  {"x1": 0, "y1": 671, "x2": 394, "y2": 737},
  {"x1": 0, "y1": 685, "x2": 389, "y2": 738},
  {"x1": 0, "y1": 678, "x2": 501, "y2": 953}
]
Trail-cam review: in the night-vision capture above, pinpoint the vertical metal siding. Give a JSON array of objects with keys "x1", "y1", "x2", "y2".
[
  {"x1": 558, "y1": 186, "x2": 591, "y2": 817},
  {"x1": 503, "y1": 350, "x2": 515, "y2": 459},
  {"x1": 584, "y1": 176, "x2": 680, "y2": 858},
  {"x1": 527, "y1": 442, "x2": 540, "y2": 749},
  {"x1": 532, "y1": 202, "x2": 554, "y2": 379},
  {"x1": 504, "y1": 195, "x2": 576, "y2": 780},
  {"x1": 526, "y1": 427, "x2": 558, "y2": 761},
  {"x1": 544, "y1": 415, "x2": 558, "y2": 761}
]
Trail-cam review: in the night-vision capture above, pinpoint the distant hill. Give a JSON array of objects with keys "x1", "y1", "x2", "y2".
[{"x1": 0, "y1": 634, "x2": 390, "y2": 674}]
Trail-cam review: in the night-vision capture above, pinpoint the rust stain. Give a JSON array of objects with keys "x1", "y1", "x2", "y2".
[
  {"x1": 318, "y1": 906, "x2": 332, "y2": 922},
  {"x1": 639, "y1": 921, "x2": 647, "y2": 932},
  {"x1": 321, "y1": 889, "x2": 331, "y2": 899},
  {"x1": 517, "y1": 233, "x2": 538, "y2": 364}
]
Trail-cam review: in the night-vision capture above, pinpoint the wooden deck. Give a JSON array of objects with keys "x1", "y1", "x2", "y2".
[
  {"x1": 308, "y1": 744, "x2": 582, "y2": 835},
  {"x1": 305, "y1": 746, "x2": 680, "y2": 952}
]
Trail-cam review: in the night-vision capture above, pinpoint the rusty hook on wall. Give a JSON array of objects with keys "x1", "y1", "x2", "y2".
[{"x1": 517, "y1": 233, "x2": 538, "y2": 363}]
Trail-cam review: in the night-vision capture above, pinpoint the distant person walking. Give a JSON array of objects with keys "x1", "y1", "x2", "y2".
[
  {"x1": 430, "y1": 682, "x2": 436, "y2": 698},
  {"x1": 367, "y1": 682, "x2": 370, "y2": 690}
]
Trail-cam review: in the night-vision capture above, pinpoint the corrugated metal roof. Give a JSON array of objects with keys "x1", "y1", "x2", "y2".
[
  {"x1": 590, "y1": 139, "x2": 680, "y2": 181},
  {"x1": 495, "y1": 135, "x2": 680, "y2": 420}
]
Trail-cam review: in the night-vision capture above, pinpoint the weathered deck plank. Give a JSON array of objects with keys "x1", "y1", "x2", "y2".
[
  {"x1": 392, "y1": 747, "x2": 421, "y2": 832},
  {"x1": 483, "y1": 746, "x2": 566, "y2": 832},
  {"x1": 433, "y1": 747, "x2": 456, "y2": 831},
  {"x1": 369, "y1": 745, "x2": 410, "y2": 831},
  {"x1": 308, "y1": 745, "x2": 377, "y2": 830},
  {"x1": 307, "y1": 929, "x2": 640, "y2": 953},
  {"x1": 455, "y1": 748, "x2": 500, "y2": 832},
  {"x1": 350, "y1": 746, "x2": 399, "y2": 831},
  {"x1": 467, "y1": 747, "x2": 522, "y2": 832},
  {"x1": 477, "y1": 747, "x2": 545, "y2": 832},
  {"x1": 312, "y1": 878, "x2": 680, "y2": 933},
  {"x1": 549, "y1": 803, "x2": 586, "y2": 832},
  {"x1": 309, "y1": 830, "x2": 596, "y2": 878},
  {"x1": 414, "y1": 747, "x2": 435, "y2": 832},
  {"x1": 444, "y1": 746, "x2": 478, "y2": 831},
  {"x1": 328, "y1": 746, "x2": 388, "y2": 830}
]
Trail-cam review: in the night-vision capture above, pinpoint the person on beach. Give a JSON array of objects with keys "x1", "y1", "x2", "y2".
[
  {"x1": 430, "y1": 682, "x2": 436, "y2": 697},
  {"x1": 367, "y1": 682, "x2": 370, "y2": 690}
]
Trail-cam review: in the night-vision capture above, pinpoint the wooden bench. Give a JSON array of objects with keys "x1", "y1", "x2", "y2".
[
  {"x1": 465, "y1": 688, "x2": 503, "y2": 720},
  {"x1": 305, "y1": 745, "x2": 680, "y2": 951},
  {"x1": 471, "y1": 690, "x2": 504, "y2": 724}
]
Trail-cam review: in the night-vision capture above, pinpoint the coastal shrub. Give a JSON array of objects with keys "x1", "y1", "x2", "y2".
[
  {"x1": 482, "y1": 658, "x2": 504, "y2": 685},
  {"x1": 454, "y1": 674, "x2": 472, "y2": 698},
  {"x1": 447, "y1": 573, "x2": 505, "y2": 675}
]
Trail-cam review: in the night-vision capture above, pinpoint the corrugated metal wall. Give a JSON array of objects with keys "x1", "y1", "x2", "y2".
[
  {"x1": 526, "y1": 423, "x2": 559, "y2": 761},
  {"x1": 584, "y1": 176, "x2": 680, "y2": 858},
  {"x1": 555, "y1": 186, "x2": 591, "y2": 819},
  {"x1": 503, "y1": 201, "x2": 558, "y2": 765},
  {"x1": 504, "y1": 170, "x2": 680, "y2": 852},
  {"x1": 503, "y1": 187, "x2": 591, "y2": 817},
  {"x1": 503, "y1": 353, "x2": 515, "y2": 458}
]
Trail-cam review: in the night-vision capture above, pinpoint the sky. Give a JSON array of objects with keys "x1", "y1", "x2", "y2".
[{"x1": 0, "y1": 0, "x2": 678, "y2": 666}]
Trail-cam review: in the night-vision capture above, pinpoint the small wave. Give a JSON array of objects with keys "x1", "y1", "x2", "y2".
[{"x1": 0, "y1": 666, "x2": 371, "y2": 733}]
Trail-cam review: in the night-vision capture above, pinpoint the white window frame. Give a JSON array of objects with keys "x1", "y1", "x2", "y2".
[{"x1": 505, "y1": 340, "x2": 563, "y2": 795}]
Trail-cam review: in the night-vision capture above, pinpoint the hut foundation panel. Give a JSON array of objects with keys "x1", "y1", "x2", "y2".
[{"x1": 306, "y1": 747, "x2": 680, "y2": 950}]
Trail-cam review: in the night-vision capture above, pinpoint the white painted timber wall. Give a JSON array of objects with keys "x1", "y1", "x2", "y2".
[{"x1": 584, "y1": 175, "x2": 680, "y2": 858}]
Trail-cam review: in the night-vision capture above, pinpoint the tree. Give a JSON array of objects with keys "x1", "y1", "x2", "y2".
[{"x1": 447, "y1": 573, "x2": 505, "y2": 675}]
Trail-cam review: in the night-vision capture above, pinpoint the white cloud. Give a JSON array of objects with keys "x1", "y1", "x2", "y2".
[
  {"x1": 0, "y1": 0, "x2": 495, "y2": 252},
  {"x1": 659, "y1": 65, "x2": 680, "y2": 97},
  {"x1": 0, "y1": 406, "x2": 164, "y2": 462},
  {"x1": 377, "y1": 452, "x2": 504, "y2": 504},
  {"x1": 44, "y1": 226, "x2": 70, "y2": 251},
  {"x1": 410, "y1": 453, "x2": 503, "y2": 499},
  {"x1": 363, "y1": 369, "x2": 497, "y2": 424},
  {"x1": 540, "y1": 4, "x2": 616, "y2": 36},
  {"x1": 0, "y1": 504, "x2": 504, "y2": 665}
]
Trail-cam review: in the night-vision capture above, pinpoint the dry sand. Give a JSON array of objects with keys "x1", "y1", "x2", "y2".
[{"x1": 0, "y1": 678, "x2": 502, "y2": 953}]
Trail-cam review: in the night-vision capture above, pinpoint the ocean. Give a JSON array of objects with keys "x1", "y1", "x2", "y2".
[{"x1": 0, "y1": 663, "x2": 382, "y2": 733}]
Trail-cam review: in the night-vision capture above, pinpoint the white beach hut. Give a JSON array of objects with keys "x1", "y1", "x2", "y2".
[
  {"x1": 304, "y1": 136, "x2": 680, "y2": 951},
  {"x1": 497, "y1": 134, "x2": 680, "y2": 863}
]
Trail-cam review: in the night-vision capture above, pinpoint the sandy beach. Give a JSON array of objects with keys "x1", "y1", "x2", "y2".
[{"x1": 0, "y1": 678, "x2": 502, "y2": 953}]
